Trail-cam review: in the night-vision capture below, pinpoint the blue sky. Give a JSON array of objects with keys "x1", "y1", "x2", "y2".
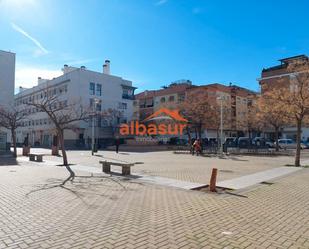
[{"x1": 1, "y1": 0, "x2": 309, "y2": 93}]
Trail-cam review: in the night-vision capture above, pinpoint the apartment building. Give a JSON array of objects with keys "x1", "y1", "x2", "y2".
[
  {"x1": 186, "y1": 83, "x2": 257, "y2": 138},
  {"x1": 0, "y1": 50, "x2": 15, "y2": 152},
  {"x1": 259, "y1": 55, "x2": 309, "y2": 93},
  {"x1": 133, "y1": 80, "x2": 191, "y2": 121},
  {"x1": 15, "y1": 60, "x2": 136, "y2": 148},
  {"x1": 258, "y1": 55, "x2": 309, "y2": 140},
  {"x1": 134, "y1": 81, "x2": 257, "y2": 139}
]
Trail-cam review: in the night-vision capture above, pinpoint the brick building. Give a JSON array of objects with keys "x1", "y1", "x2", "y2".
[
  {"x1": 133, "y1": 80, "x2": 191, "y2": 121},
  {"x1": 134, "y1": 81, "x2": 258, "y2": 139},
  {"x1": 258, "y1": 55, "x2": 309, "y2": 140},
  {"x1": 186, "y1": 83, "x2": 257, "y2": 138},
  {"x1": 259, "y1": 55, "x2": 309, "y2": 93}
]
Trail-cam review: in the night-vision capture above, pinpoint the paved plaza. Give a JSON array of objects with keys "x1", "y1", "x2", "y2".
[
  {"x1": 15, "y1": 148, "x2": 302, "y2": 184},
  {"x1": 0, "y1": 150, "x2": 308, "y2": 248}
]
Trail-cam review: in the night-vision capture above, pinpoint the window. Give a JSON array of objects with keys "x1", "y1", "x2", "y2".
[
  {"x1": 160, "y1": 97, "x2": 166, "y2": 103},
  {"x1": 178, "y1": 94, "x2": 185, "y2": 102},
  {"x1": 122, "y1": 88, "x2": 133, "y2": 99},
  {"x1": 89, "y1": 82, "x2": 95, "y2": 95},
  {"x1": 96, "y1": 102, "x2": 102, "y2": 111},
  {"x1": 96, "y1": 84, "x2": 102, "y2": 96},
  {"x1": 90, "y1": 99, "x2": 101, "y2": 110},
  {"x1": 118, "y1": 102, "x2": 127, "y2": 110},
  {"x1": 169, "y1": 96, "x2": 175, "y2": 102}
]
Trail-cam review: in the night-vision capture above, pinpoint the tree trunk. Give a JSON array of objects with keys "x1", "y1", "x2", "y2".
[
  {"x1": 186, "y1": 126, "x2": 191, "y2": 147},
  {"x1": 275, "y1": 126, "x2": 279, "y2": 152},
  {"x1": 295, "y1": 118, "x2": 302, "y2": 167},
  {"x1": 58, "y1": 129, "x2": 75, "y2": 183},
  {"x1": 198, "y1": 123, "x2": 202, "y2": 139},
  {"x1": 11, "y1": 129, "x2": 17, "y2": 158},
  {"x1": 58, "y1": 130, "x2": 68, "y2": 165}
]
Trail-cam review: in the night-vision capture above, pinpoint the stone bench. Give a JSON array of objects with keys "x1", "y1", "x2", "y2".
[
  {"x1": 99, "y1": 160, "x2": 135, "y2": 176},
  {"x1": 29, "y1": 153, "x2": 43, "y2": 162}
]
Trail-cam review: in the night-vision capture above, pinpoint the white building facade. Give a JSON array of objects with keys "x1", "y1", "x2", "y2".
[
  {"x1": 0, "y1": 50, "x2": 15, "y2": 152},
  {"x1": 15, "y1": 61, "x2": 136, "y2": 148}
]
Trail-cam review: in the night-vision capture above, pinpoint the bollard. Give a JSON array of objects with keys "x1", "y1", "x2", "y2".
[
  {"x1": 209, "y1": 168, "x2": 218, "y2": 192},
  {"x1": 52, "y1": 146, "x2": 59, "y2": 156},
  {"x1": 22, "y1": 146, "x2": 30, "y2": 156}
]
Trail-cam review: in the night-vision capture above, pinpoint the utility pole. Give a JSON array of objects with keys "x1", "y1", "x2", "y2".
[
  {"x1": 220, "y1": 96, "x2": 223, "y2": 155},
  {"x1": 91, "y1": 98, "x2": 99, "y2": 155},
  {"x1": 217, "y1": 95, "x2": 224, "y2": 155}
]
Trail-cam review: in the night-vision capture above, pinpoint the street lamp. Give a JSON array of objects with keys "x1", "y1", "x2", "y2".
[
  {"x1": 217, "y1": 95, "x2": 224, "y2": 155},
  {"x1": 91, "y1": 98, "x2": 100, "y2": 155}
]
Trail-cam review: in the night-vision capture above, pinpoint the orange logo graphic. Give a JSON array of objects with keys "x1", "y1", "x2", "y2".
[{"x1": 120, "y1": 108, "x2": 188, "y2": 136}]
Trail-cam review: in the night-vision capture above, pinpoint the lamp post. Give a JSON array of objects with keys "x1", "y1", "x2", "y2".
[
  {"x1": 217, "y1": 95, "x2": 224, "y2": 155},
  {"x1": 91, "y1": 98, "x2": 100, "y2": 155}
]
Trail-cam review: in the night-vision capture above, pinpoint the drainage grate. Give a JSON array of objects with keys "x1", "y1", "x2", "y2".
[
  {"x1": 219, "y1": 170, "x2": 234, "y2": 173},
  {"x1": 260, "y1": 181, "x2": 274, "y2": 185}
]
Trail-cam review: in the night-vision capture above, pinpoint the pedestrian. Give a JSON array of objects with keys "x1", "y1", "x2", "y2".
[
  {"x1": 115, "y1": 137, "x2": 120, "y2": 153},
  {"x1": 193, "y1": 139, "x2": 202, "y2": 156},
  {"x1": 191, "y1": 138, "x2": 196, "y2": 155}
]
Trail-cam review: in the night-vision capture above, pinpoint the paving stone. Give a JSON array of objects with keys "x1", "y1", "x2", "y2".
[{"x1": 0, "y1": 158, "x2": 308, "y2": 248}]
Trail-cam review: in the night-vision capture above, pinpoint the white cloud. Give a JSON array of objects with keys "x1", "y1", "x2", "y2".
[
  {"x1": 155, "y1": 0, "x2": 168, "y2": 6},
  {"x1": 11, "y1": 22, "x2": 49, "y2": 56},
  {"x1": 15, "y1": 65, "x2": 62, "y2": 88}
]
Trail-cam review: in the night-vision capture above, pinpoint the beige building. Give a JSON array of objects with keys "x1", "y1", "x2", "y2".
[
  {"x1": 134, "y1": 80, "x2": 191, "y2": 121},
  {"x1": 134, "y1": 81, "x2": 258, "y2": 139},
  {"x1": 186, "y1": 83, "x2": 257, "y2": 138}
]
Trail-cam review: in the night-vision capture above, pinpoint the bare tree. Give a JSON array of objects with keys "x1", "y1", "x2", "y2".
[
  {"x1": 100, "y1": 108, "x2": 124, "y2": 135},
  {"x1": 236, "y1": 99, "x2": 262, "y2": 139},
  {"x1": 268, "y1": 60, "x2": 309, "y2": 166},
  {"x1": 0, "y1": 106, "x2": 26, "y2": 157},
  {"x1": 28, "y1": 89, "x2": 90, "y2": 182},
  {"x1": 257, "y1": 93, "x2": 290, "y2": 151},
  {"x1": 180, "y1": 91, "x2": 214, "y2": 139}
]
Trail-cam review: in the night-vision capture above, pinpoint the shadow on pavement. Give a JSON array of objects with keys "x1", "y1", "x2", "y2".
[
  {"x1": 229, "y1": 157, "x2": 249, "y2": 162},
  {"x1": 0, "y1": 157, "x2": 19, "y2": 166}
]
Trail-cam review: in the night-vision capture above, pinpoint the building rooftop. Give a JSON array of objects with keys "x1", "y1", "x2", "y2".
[
  {"x1": 262, "y1": 54, "x2": 309, "y2": 73},
  {"x1": 279, "y1": 54, "x2": 308, "y2": 64},
  {"x1": 135, "y1": 83, "x2": 191, "y2": 99}
]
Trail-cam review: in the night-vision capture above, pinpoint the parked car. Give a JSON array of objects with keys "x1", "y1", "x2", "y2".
[
  {"x1": 168, "y1": 137, "x2": 188, "y2": 146},
  {"x1": 301, "y1": 140, "x2": 309, "y2": 149},
  {"x1": 275, "y1": 139, "x2": 306, "y2": 149},
  {"x1": 224, "y1": 137, "x2": 237, "y2": 147},
  {"x1": 236, "y1": 137, "x2": 252, "y2": 148},
  {"x1": 252, "y1": 137, "x2": 274, "y2": 148}
]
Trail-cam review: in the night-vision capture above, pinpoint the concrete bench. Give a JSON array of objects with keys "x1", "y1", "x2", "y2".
[
  {"x1": 99, "y1": 160, "x2": 135, "y2": 176},
  {"x1": 29, "y1": 154, "x2": 43, "y2": 162}
]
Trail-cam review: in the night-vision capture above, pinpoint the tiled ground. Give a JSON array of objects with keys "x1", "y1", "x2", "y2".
[
  {"x1": 0, "y1": 160, "x2": 308, "y2": 249},
  {"x1": 16, "y1": 148, "x2": 300, "y2": 184}
]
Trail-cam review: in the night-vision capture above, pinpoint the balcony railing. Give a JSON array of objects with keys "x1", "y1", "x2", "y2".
[{"x1": 122, "y1": 94, "x2": 135, "y2": 100}]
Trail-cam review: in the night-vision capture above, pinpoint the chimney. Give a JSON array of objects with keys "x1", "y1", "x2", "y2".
[
  {"x1": 62, "y1": 64, "x2": 69, "y2": 74},
  {"x1": 103, "y1": 59, "x2": 110, "y2": 74}
]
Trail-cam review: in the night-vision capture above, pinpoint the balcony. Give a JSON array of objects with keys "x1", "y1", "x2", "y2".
[{"x1": 122, "y1": 94, "x2": 135, "y2": 100}]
